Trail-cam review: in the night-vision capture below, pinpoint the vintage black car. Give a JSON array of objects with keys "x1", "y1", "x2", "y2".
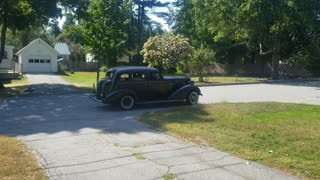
[{"x1": 94, "y1": 66, "x2": 201, "y2": 110}]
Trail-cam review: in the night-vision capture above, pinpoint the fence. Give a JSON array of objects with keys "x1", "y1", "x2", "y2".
[
  {"x1": 0, "y1": 62, "x2": 22, "y2": 80},
  {"x1": 189, "y1": 64, "x2": 312, "y2": 78}
]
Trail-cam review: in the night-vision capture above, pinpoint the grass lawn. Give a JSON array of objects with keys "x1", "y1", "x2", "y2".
[
  {"x1": 0, "y1": 76, "x2": 29, "y2": 98},
  {"x1": 138, "y1": 103, "x2": 320, "y2": 179},
  {"x1": 191, "y1": 75, "x2": 268, "y2": 85},
  {"x1": 0, "y1": 135, "x2": 46, "y2": 180},
  {"x1": 60, "y1": 71, "x2": 105, "y2": 89}
]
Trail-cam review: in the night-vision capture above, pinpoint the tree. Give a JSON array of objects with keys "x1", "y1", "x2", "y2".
[
  {"x1": 174, "y1": 0, "x2": 320, "y2": 79},
  {"x1": 133, "y1": 0, "x2": 170, "y2": 51},
  {"x1": 189, "y1": 47, "x2": 216, "y2": 82},
  {"x1": 82, "y1": 0, "x2": 131, "y2": 69},
  {"x1": 48, "y1": 20, "x2": 62, "y2": 37},
  {"x1": 141, "y1": 34, "x2": 192, "y2": 73}
]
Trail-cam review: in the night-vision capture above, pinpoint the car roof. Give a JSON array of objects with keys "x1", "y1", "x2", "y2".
[{"x1": 108, "y1": 66, "x2": 159, "y2": 73}]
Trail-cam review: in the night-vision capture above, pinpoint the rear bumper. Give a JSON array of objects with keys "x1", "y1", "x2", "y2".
[{"x1": 89, "y1": 92, "x2": 103, "y2": 103}]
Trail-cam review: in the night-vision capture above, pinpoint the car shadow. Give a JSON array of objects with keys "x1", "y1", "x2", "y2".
[{"x1": 0, "y1": 84, "x2": 205, "y2": 137}]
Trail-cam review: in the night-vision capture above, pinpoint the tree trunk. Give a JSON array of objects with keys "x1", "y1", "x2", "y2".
[
  {"x1": 0, "y1": 4, "x2": 8, "y2": 89},
  {"x1": 0, "y1": 4, "x2": 8, "y2": 64},
  {"x1": 96, "y1": 59, "x2": 100, "y2": 87},
  {"x1": 271, "y1": 40, "x2": 280, "y2": 80},
  {"x1": 198, "y1": 71, "x2": 204, "y2": 82}
]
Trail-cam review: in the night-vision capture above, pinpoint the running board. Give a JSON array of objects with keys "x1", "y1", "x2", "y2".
[{"x1": 136, "y1": 100, "x2": 185, "y2": 105}]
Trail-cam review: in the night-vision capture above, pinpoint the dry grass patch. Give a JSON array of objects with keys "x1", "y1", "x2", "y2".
[
  {"x1": 0, "y1": 135, "x2": 46, "y2": 180},
  {"x1": 0, "y1": 76, "x2": 29, "y2": 98}
]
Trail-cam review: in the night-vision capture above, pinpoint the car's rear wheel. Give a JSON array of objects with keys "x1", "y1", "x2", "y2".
[
  {"x1": 120, "y1": 95, "x2": 135, "y2": 110},
  {"x1": 186, "y1": 91, "x2": 199, "y2": 105}
]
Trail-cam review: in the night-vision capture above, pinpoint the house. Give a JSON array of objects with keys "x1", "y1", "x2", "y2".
[
  {"x1": 0, "y1": 45, "x2": 14, "y2": 69},
  {"x1": 54, "y1": 42, "x2": 71, "y2": 61},
  {"x1": 16, "y1": 38, "x2": 59, "y2": 73}
]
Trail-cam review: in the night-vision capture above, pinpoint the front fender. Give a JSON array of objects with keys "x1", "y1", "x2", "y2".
[
  {"x1": 96, "y1": 79, "x2": 107, "y2": 99},
  {"x1": 168, "y1": 85, "x2": 202, "y2": 100},
  {"x1": 103, "y1": 89, "x2": 137, "y2": 103}
]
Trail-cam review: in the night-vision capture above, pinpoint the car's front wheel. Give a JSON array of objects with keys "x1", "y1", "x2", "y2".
[
  {"x1": 120, "y1": 95, "x2": 135, "y2": 110},
  {"x1": 186, "y1": 91, "x2": 199, "y2": 105}
]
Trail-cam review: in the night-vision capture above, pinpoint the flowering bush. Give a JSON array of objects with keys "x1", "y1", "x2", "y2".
[{"x1": 141, "y1": 34, "x2": 193, "y2": 72}]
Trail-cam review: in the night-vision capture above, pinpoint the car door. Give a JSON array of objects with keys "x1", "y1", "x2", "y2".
[
  {"x1": 130, "y1": 71, "x2": 149, "y2": 101},
  {"x1": 147, "y1": 72, "x2": 172, "y2": 100}
]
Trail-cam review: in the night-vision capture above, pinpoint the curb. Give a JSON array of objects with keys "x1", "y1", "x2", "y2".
[{"x1": 196, "y1": 78, "x2": 320, "y2": 87}]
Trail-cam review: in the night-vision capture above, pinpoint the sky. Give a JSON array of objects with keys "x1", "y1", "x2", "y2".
[{"x1": 57, "y1": 0, "x2": 175, "y2": 31}]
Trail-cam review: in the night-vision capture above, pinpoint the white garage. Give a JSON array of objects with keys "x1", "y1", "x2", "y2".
[{"x1": 17, "y1": 38, "x2": 59, "y2": 73}]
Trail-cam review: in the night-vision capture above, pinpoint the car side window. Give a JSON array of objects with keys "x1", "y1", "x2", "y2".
[
  {"x1": 150, "y1": 72, "x2": 162, "y2": 80},
  {"x1": 131, "y1": 72, "x2": 142, "y2": 81},
  {"x1": 120, "y1": 73, "x2": 130, "y2": 81}
]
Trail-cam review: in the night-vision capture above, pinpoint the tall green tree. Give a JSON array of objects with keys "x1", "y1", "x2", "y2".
[{"x1": 82, "y1": 0, "x2": 132, "y2": 67}]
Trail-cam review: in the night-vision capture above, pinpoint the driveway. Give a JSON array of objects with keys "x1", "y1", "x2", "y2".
[
  {"x1": 200, "y1": 81, "x2": 320, "y2": 105},
  {"x1": 1, "y1": 74, "x2": 313, "y2": 180}
]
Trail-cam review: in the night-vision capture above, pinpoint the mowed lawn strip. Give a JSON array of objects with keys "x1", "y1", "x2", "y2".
[
  {"x1": 138, "y1": 103, "x2": 320, "y2": 179},
  {"x1": 0, "y1": 76, "x2": 29, "y2": 98},
  {"x1": 60, "y1": 71, "x2": 105, "y2": 89},
  {"x1": 60, "y1": 71, "x2": 269, "y2": 87},
  {"x1": 191, "y1": 76, "x2": 268, "y2": 85},
  {"x1": 0, "y1": 135, "x2": 46, "y2": 180}
]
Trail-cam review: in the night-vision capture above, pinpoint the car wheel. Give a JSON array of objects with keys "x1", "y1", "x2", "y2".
[
  {"x1": 186, "y1": 91, "x2": 199, "y2": 105},
  {"x1": 120, "y1": 95, "x2": 135, "y2": 110}
]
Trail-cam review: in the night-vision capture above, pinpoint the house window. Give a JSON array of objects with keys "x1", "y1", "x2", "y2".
[
  {"x1": 29, "y1": 59, "x2": 34, "y2": 63},
  {"x1": 46, "y1": 59, "x2": 51, "y2": 63},
  {"x1": 40, "y1": 59, "x2": 45, "y2": 63},
  {"x1": 34, "y1": 59, "x2": 39, "y2": 63}
]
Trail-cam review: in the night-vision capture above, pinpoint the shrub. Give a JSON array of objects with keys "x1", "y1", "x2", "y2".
[
  {"x1": 58, "y1": 64, "x2": 68, "y2": 75},
  {"x1": 100, "y1": 65, "x2": 108, "y2": 72}
]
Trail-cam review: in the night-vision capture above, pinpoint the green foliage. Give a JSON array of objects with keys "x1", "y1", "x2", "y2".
[
  {"x1": 48, "y1": 20, "x2": 62, "y2": 37},
  {"x1": 57, "y1": 63, "x2": 68, "y2": 75},
  {"x1": 82, "y1": 0, "x2": 132, "y2": 67},
  {"x1": 189, "y1": 47, "x2": 215, "y2": 81},
  {"x1": 174, "y1": 0, "x2": 320, "y2": 78},
  {"x1": 162, "y1": 173, "x2": 176, "y2": 180},
  {"x1": 99, "y1": 65, "x2": 108, "y2": 72},
  {"x1": 141, "y1": 34, "x2": 193, "y2": 72}
]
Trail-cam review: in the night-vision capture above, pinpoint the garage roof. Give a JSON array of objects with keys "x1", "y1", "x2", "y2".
[
  {"x1": 54, "y1": 42, "x2": 71, "y2": 55},
  {"x1": 16, "y1": 38, "x2": 59, "y2": 55}
]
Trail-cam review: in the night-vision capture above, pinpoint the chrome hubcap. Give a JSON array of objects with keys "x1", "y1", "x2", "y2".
[
  {"x1": 190, "y1": 92, "x2": 199, "y2": 104},
  {"x1": 121, "y1": 96, "x2": 134, "y2": 109}
]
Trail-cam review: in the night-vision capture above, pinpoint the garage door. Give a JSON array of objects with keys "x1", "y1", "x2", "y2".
[{"x1": 25, "y1": 56, "x2": 52, "y2": 73}]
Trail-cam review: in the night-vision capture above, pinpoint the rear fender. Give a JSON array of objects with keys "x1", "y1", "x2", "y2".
[
  {"x1": 104, "y1": 89, "x2": 137, "y2": 103},
  {"x1": 168, "y1": 85, "x2": 202, "y2": 100}
]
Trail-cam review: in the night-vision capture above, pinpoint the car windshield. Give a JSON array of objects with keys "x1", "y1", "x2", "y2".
[{"x1": 105, "y1": 71, "x2": 114, "y2": 79}]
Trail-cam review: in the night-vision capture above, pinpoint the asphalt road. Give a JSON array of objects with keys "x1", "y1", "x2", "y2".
[{"x1": 1, "y1": 74, "x2": 316, "y2": 180}]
